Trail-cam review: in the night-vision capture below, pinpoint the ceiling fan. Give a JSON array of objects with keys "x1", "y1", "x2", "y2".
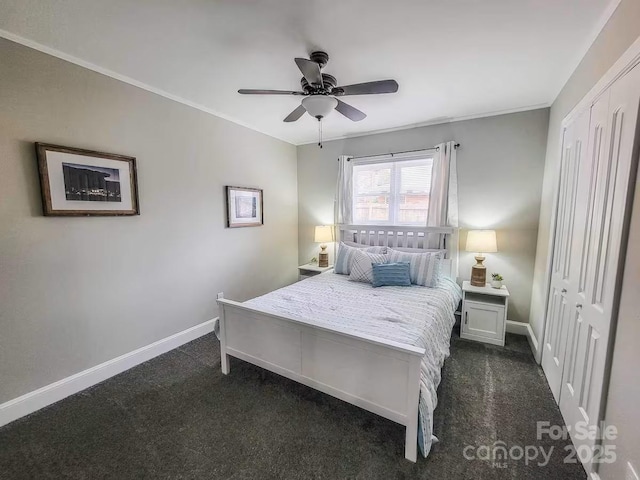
[{"x1": 238, "y1": 51, "x2": 399, "y2": 146}]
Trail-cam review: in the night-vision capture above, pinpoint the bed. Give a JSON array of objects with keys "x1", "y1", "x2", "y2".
[{"x1": 216, "y1": 225, "x2": 460, "y2": 461}]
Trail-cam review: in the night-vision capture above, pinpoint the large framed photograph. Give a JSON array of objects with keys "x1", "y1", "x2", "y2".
[
  {"x1": 36, "y1": 143, "x2": 139, "y2": 216},
  {"x1": 226, "y1": 186, "x2": 263, "y2": 228}
]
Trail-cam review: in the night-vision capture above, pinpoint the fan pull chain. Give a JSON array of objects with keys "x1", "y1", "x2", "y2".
[{"x1": 318, "y1": 118, "x2": 323, "y2": 148}]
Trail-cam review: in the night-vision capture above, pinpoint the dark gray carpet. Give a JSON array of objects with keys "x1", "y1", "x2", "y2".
[{"x1": 0, "y1": 329, "x2": 586, "y2": 479}]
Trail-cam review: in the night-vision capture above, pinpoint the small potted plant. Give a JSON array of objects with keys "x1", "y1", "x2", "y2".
[{"x1": 491, "y1": 273, "x2": 503, "y2": 289}]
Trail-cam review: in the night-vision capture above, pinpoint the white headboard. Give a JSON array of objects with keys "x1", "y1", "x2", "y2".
[{"x1": 338, "y1": 224, "x2": 459, "y2": 280}]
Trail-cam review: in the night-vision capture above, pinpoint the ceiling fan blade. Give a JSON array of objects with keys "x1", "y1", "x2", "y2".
[
  {"x1": 238, "y1": 89, "x2": 305, "y2": 95},
  {"x1": 283, "y1": 104, "x2": 306, "y2": 123},
  {"x1": 335, "y1": 99, "x2": 366, "y2": 122},
  {"x1": 332, "y1": 80, "x2": 398, "y2": 96},
  {"x1": 295, "y1": 58, "x2": 323, "y2": 87}
]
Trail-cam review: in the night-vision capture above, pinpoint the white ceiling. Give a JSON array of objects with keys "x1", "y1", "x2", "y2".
[{"x1": 0, "y1": 0, "x2": 617, "y2": 145}]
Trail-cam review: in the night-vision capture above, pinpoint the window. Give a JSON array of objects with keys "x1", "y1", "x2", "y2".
[{"x1": 352, "y1": 156, "x2": 433, "y2": 226}]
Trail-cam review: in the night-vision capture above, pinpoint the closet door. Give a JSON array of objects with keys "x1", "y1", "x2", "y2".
[
  {"x1": 559, "y1": 63, "x2": 640, "y2": 472},
  {"x1": 541, "y1": 110, "x2": 588, "y2": 401}
]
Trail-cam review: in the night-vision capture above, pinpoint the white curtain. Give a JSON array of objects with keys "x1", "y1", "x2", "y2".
[
  {"x1": 334, "y1": 155, "x2": 353, "y2": 226},
  {"x1": 426, "y1": 141, "x2": 459, "y2": 248}
]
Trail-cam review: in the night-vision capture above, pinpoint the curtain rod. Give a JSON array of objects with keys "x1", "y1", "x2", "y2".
[{"x1": 346, "y1": 143, "x2": 460, "y2": 161}]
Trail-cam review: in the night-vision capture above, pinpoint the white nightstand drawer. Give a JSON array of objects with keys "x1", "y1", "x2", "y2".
[{"x1": 462, "y1": 301, "x2": 505, "y2": 341}]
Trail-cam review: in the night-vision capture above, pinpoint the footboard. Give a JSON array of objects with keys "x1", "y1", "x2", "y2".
[{"x1": 216, "y1": 297, "x2": 425, "y2": 462}]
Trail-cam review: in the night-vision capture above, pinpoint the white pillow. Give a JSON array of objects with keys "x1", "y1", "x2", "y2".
[
  {"x1": 334, "y1": 242, "x2": 387, "y2": 275},
  {"x1": 349, "y1": 250, "x2": 388, "y2": 283},
  {"x1": 387, "y1": 248, "x2": 442, "y2": 287}
]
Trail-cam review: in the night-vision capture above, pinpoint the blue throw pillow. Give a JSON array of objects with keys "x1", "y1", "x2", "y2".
[{"x1": 371, "y1": 262, "x2": 411, "y2": 287}]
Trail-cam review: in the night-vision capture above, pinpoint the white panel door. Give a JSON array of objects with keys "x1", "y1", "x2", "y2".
[
  {"x1": 558, "y1": 64, "x2": 640, "y2": 473},
  {"x1": 541, "y1": 107, "x2": 589, "y2": 401}
]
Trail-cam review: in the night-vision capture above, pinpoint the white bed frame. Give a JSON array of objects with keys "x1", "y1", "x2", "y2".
[{"x1": 217, "y1": 225, "x2": 458, "y2": 462}]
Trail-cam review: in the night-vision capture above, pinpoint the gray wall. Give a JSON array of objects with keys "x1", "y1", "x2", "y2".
[
  {"x1": 0, "y1": 38, "x2": 298, "y2": 404},
  {"x1": 528, "y1": 1, "x2": 640, "y2": 478},
  {"x1": 297, "y1": 109, "x2": 550, "y2": 323}
]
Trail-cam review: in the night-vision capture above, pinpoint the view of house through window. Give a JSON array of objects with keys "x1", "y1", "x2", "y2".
[{"x1": 352, "y1": 157, "x2": 433, "y2": 225}]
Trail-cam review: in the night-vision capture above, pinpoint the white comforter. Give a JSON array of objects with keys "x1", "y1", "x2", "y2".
[{"x1": 244, "y1": 272, "x2": 462, "y2": 457}]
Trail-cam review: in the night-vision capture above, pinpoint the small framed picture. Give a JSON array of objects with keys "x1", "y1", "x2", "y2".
[
  {"x1": 226, "y1": 186, "x2": 263, "y2": 228},
  {"x1": 36, "y1": 143, "x2": 140, "y2": 216}
]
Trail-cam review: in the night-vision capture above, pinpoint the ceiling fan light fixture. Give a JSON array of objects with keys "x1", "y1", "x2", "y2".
[
  {"x1": 302, "y1": 95, "x2": 338, "y2": 119},
  {"x1": 238, "y1": 51, "x2": 397, "y2": 147}
]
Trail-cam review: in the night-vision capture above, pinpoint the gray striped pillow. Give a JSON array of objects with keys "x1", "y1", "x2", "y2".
[
  {"x1": 387, "y1": 249, "x2": 443, "y2": 287},
  {"x1": 334, "y1": 242, "x2": 387, "y2": 275},
  {"x1": 349, "y1": 251, "x2": 388, "y2": 283}
]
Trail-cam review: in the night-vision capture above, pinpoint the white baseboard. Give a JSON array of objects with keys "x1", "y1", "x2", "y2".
[
  {"x1": 0, "y1": 319, "x2": 216, "y2": 428},
  {"x1": 505, "y1": 320, "x2": 529, "y2": 336},
  {"x1": 506, "y1": 320, "x2": 540, "y2": 359}
]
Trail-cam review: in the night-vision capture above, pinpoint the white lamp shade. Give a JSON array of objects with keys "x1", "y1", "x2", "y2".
[
  {"x1": 302, "y1": 96, "x2": 338, "y2": 119},
  {"x1": 314, "y1": 225, "x2": 334, "y2": 243},
  {"x1": 466, "y1": 230, "x2": 497, "y2": 253}
]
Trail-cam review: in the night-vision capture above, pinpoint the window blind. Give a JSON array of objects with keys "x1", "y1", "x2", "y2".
[{"x1": 352, "y1": 157, "x2": 433, "y2": 225}]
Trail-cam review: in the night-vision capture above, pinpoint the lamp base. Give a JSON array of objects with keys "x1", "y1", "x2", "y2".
[
  {"x1": 318, "y1": 245, "x2": 328, "y2": 268},
  {"x1": 470, "y1": 254, "x2": 487, "y2": 287}
]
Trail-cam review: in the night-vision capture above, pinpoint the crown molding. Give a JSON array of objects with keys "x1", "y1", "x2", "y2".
[
  {"x1": 550, "y1": 0, "x2": 623, "y2": 102},
  {"x1": 297, "y1": 103, "x2": 551, "y2": 146},
  {"x1": 562, "y1": 34, "x2": 640, "y2": 127},
  {"x1": 0, "y1": 29, "x2": 294, "y2": 145},
  {"x1": 2, "y1": 5, "x2": 614, "y2": 149}
]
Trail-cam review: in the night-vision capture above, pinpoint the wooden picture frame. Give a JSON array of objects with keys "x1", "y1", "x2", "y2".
[
  {"x1": 36, "y1": 143, "x2": 140, "y2": 216},
  {"x1": 225, "y1": 186, "x2": 263, "y2": 228}
]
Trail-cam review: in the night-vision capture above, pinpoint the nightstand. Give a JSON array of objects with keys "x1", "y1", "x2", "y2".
[
  {"x1": 461, "y1": 281, "x2": 509, "y2": 346},
  {"x1": 298, "y1": 263, "x2": 333, "y2": 281}
]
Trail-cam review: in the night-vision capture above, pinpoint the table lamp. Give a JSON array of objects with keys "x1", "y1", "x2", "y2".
[
  {"x1": 465, "y1": 230, "x2": 497, "y2": 287},
  {"x1": 314, "y1": 225, "x2": 334, "y2": 267}
]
